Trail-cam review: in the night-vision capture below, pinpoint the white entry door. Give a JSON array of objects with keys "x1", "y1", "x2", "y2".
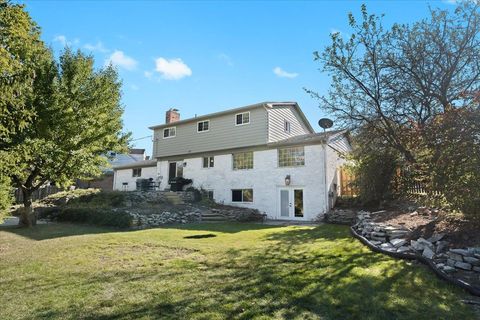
[{"x1": 279, "y1": 188, "x2": 304, "y2": 219}]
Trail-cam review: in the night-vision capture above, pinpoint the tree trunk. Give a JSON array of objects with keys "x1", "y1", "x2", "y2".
[{"x1": 19, "y1": 189, "x2": 36, "y2": 227}]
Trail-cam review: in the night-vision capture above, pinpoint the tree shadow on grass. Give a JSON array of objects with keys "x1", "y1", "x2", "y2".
[
  {"x1": 1, "y1": 224, "x2": 473, "y2": 319},
  {"x1": 0, "y1": 223, "x2": 125, "y2": 241}
]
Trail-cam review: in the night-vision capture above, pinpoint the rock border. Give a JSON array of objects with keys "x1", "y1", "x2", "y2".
[{"x1": 350, "y1": 226, "x2": 480, "y2": 297}]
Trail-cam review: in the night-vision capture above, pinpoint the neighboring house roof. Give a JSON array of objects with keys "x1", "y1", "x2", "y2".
[
  {"x1": 113, "y1": 159, "x2": 157, "y2": 170},
  {"x1": 129, "y1": 148, "x2": 146, "y2": 155},
  {"x1": 148, "y1": 101, "x2": 315, "y2": 133}
]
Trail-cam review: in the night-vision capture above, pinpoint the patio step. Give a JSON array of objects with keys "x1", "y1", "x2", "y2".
[
  {"x1": 201, "y1": 212, "x2": 229, "y2": 222},
  {"x1": 164, "y1": 192, "x2": 185, "y2": 205}
]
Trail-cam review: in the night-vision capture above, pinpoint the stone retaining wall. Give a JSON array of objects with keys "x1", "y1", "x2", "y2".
[{"x1": 353, "y1": 210, "x2": 480, "y2": 296}]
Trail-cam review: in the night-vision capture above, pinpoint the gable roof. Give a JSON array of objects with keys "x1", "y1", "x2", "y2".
[{"x1": 148, "y1": 101, "x2": 314, "y2": 133}]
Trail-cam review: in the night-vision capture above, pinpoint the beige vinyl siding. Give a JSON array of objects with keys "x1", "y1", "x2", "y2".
[
  {"x1": 328, "y1": 135, "x2": 352, "y2": 154},
  {"x1": 152, "y1": 107, "x2": 268, "y2": 158},
  {"x1": 267, "y1": 105, "x2": 311, "y2": 142}
]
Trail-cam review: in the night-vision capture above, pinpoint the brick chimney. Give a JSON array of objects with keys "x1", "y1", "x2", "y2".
[{"x1": 165, "y1": 108, "x2": 180, "y2": 124}]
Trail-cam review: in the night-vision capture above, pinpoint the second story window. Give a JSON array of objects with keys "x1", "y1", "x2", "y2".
[
  {"x1": 203, "y1": 156, "x2": 214, "y2": 168},
  {"x1": 197, "y1": 120, "x2": 209, "y2": 132},
  {"x1": 278, "y1": 146, "x2": 305, "y2": 167},
  {"x1": 233, "y1": 151, "x2": 253, "y2": 170},
  {"x1": 284, "y1": 120, "x2": 291, "y2": 133},
  {"x1": 235, "y1": 112, "x2": 250, "y2": 125},
  {"x1": 163, "y1": 127, "x2": 176, "y2": 138},
  {"x1": 132, "y1": 168, "x2": 142, "y2": 177}
]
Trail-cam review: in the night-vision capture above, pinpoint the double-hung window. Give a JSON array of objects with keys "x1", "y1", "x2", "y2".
[
  {"x1": 197, "y1": 120, "x2": 209, "y2": 132},
  {"x1": 231, "y1": 189, "x2": 253, "y2": 202},
  {"x1": 233, "y1": 151, "x2": 253, "y2": 170},
  {"x1": 278, "y1": 147, "x2": 305, "y2": 167},
  {"x1": 163, "y1": 127, "x2": 176, "y2": 138},
  {"x1": 202, "y1": 156, "x2": 214, "y2": 168},
  {"x1": 235, "y1": 112, "x2": 250, "y2": 125}
]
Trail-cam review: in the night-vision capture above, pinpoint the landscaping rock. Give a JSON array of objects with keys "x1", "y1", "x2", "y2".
[
  {"x1": 435, "y1": 241, "x2": 449, "y2": 254},
  {"x1": 442, "y1": 266, "x2": 456, "y2": 274},
  {"x1": 390, "y1": 238, "x2": 407, "y2": 248},
  {"x1": 423, "y1": 247, "x2": 435, "y2": 259},
  {"x1": 463, "y1": 256, "x2": 480, "y2": 266},
  {"x1": 447, "y1": 251, "x2": 464, "y2": 262},
  {"x1": 449, "y1": 248, "x2": 470, "y2": 256},
  {"x1": 427, "y1": 233, "x2": 445, "y2": 243},
  {"x1": 473, "y1": 267, "x2": 480, "y2": 273},
  {"x1": 411, "y1": 240, "x2": 424, "y2": 251},
  {"x1": 397, "y1": 246, "x2": 411, "y2": 253},
  {"x1": 417, "y1": 238, "x2": 434, "y2": 250},
  {"x1": 454, "y1": 261, "x2": 472, "y2": 271},
  {"x1": 446, "y1": 259, "x2": 456, "y2": 267}
]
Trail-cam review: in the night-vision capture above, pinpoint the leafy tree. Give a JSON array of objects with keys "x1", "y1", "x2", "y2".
[
  {"x1": 307, "y1": 2, "x2": 480, "y2": 164},
  {"x1": 8, "y1": 49, "x2": 129, "y2": 226},
  {"x1": 0, "y1": 0, "x2": 50, "y2": 148}
]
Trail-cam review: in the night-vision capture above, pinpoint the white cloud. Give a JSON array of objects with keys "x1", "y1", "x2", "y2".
[
  {"x1": 154, "y1": 57, "x2": 192, "y2": 80},
  {"x1": 53, "y1": 35, "x2": 79, "y2": 47},
  {"x1": 53, "y1": 35, "x2": 67, "y2": 46},
  {"x1": 84, "y1": 41, "x2": 108, "y2": 53},
  {"x1": 273, "y1": 67, "x2": 298, "y2": 79},
  {"x1": 218, "y1": 53, "x2": 233, "y2": 66},
  {"x1": 144, "y1": 71, "x2": 153, "y2": 79},
  {"x1": 105, "y1": 50, "x2": 138, "y2": 70}
]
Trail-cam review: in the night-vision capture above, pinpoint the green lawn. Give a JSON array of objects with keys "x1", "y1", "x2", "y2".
[{"x1": 0, "y1": 223, "x2": 475, "y2": 319}]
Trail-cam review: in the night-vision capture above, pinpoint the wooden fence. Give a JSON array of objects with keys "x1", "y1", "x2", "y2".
[
  {"x1": 339, "y1": 167, "x2": 359, "y2": 197},
  {"x1": 14, "y1": 185, "x2": 63, "y2": 204}
]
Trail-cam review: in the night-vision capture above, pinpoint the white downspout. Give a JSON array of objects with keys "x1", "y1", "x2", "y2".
[{"x1": 324, "y1": 133, "x2": 329, "y2": 214}]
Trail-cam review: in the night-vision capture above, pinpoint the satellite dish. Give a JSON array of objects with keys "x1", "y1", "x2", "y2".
[{"x1": 318, "y1": 118, "x2": 334, "y2": 130}]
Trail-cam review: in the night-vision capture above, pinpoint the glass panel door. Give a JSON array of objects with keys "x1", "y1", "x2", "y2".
[
  {"x1": 280, "y1": 189, "x2": 290, "y2": 217},
  {"x1": 294, "y1": 189, "x2": 304, "y2": 217}
]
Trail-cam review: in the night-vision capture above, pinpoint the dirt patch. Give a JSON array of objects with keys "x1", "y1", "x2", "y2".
[{"x1": 369, "y1": 208, "x2": 480, "y2": 249}]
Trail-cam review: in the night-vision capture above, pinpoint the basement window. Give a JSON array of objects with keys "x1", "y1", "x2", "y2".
[
  {"x1": 132, "y1": 168, "x2": 142, "y2": 177},
  {"x1": 231, "y1": 189, "x2": 253, "y2": 203},
  {"x1": 203, "y1": 156, "x2": 214, "y2": 168}
]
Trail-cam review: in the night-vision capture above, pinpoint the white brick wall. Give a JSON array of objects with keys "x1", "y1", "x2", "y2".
[
  {"x1": 113, "y1": 166, "x2": 157, "y2": 191},
  {"x1": 156, "y1": 144, "x2": 337, "y2": 221}
]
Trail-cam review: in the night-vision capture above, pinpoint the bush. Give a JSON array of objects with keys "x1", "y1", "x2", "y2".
[
  {"x1": 426, "y1": 108, "x2": 480, "y2": 217},
  {"x1": 57, "y1": 207, "x2": 132, "y2": 228},
  {"x1": 0, "y1": 175, "x2": 13, "y2": 222}
]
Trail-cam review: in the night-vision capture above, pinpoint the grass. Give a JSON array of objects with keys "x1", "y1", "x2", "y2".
[{"x1": 0, "y1": 223, "x2": 475, "y2": 319}]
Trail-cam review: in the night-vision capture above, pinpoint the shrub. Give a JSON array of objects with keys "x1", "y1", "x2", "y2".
[
  {"x1": 57, "y1": 207, "x2": 132, "y2": 228},
  {"x1": 0, "y1": 175, "x2": 13, "y2": 222}
]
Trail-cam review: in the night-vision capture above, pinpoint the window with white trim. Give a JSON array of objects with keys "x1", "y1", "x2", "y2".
[
  {"x1": 197, "y1": 120, "x2": 209, "y2": 132},
  {"x1": 132, "y1": 168, "x2": 142, "y2": 177},
  {"x1": 278, "y1": 146, "x2": 305, "y2": 167},
  {"x1": 163, "y1": 127, "x2": 176, "y2": 138},
  {"x1": 231, "y1": 189, "x2": 253, "y2": 202},
  {"x1": 284, "y1": 120, "x2": 291, "y2": 133},
  {"x1": 202, "y1": 156, "x2": 214, "y2": 168},
  {"x1": 235, "y1": 112, "x2": 250, "y2": 125},
  {"x1": 233, "y1": 151, "x2": 253, "y2": 170}
]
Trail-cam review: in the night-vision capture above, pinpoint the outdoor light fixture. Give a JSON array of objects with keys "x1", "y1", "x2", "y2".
[{"x1": 285, "y1": 175, "x2": 291, "y2": 186}]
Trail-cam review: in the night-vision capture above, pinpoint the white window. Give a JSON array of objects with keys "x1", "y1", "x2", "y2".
[
  {"x1": 197, "y1": 120, "x2": 209, "y2": 132},
  {"x1": 232, "y1": 189, "x2": 253, "y2": 202},
  {"x1": 202, "y1": 156, "x2": 214, "y2": 168},
  {"x1": 163, "y1": 127, "x2": 176, "y2": 138},
  {"x1": 278, "y1": 146, "x2": 305, "y2": 167},
  {"x1": 235, "y1": 112, "x2": 250, "y2": 125},
  {"x1": 206, "y1": 190, "x2": 214, "y2": 200},
  {"x1": 132, "y1": 168, "x2": 142, "y2": 177},
  {"x1": 233, "y1": 151, "x2": 253, "y2": 170},
  {"x1": 284, "y1": 120, "x2": 291, "y2": 133},
  {"x1": 121, "y1": 182, "x2": 128, "y2": 191}
]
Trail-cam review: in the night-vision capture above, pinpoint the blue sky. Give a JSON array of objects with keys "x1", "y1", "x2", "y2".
[{"x1": 24, "y1": 0, "x2": 455, "y2": 155}]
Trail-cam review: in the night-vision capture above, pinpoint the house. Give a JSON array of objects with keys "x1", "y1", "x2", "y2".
[
  {"x1": 113, "y1": 102, "x2": 351, "y2": 220},
  {"x1": 77, "y1": 149, "x2": 149, "y2": 190}
]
